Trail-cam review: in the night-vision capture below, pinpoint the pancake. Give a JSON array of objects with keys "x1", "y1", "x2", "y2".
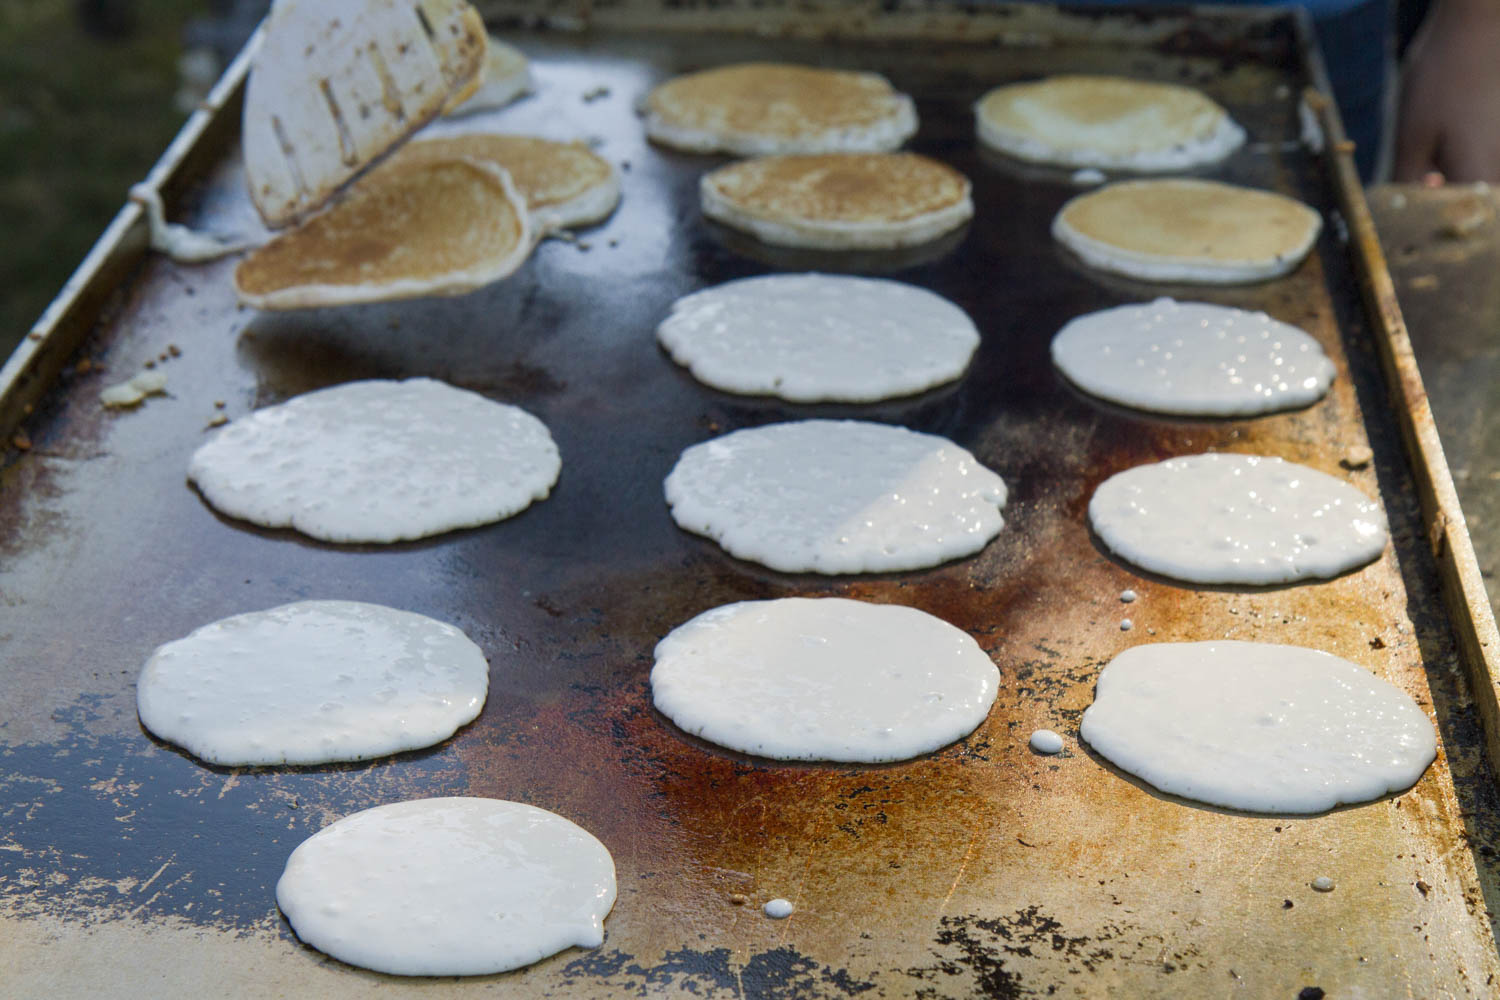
[
  {"x1": 651, "y1": 597, "x2": 999, "y2": 763},
  {"x1": 975, "y1": 75, "x2": 1245, "y2": 170},
  {"x1": 656, "y1": 273, "x2": 979, "y2": 402},
  {"x1": 1053, "y1": 179, "x2": 1322, "y2": 284},
  {"x1": 234, "y1": 156, "x2": 532, "y2": 309},
  {"x1": 188, "y1": 378, "x2": 560, "y2": 544},
  {"x1": 445, "y1": 36, "x2": 532, "y2": 117},
  {"x1": 654, "y1": 599, "x2": 996, "y2": 761},
  {"x1": 701, "y1": 152, "x2": 972, "y2": 250},
  {"x1": 242, "y1": 0, "x2": 486, "y2": 228},
  {"x1": 642, "y1": 62, "x2": 917, "y2": 155},
  {"x1": 1051, "y1": 298, "x2": 1336, "y2": 416},
  {"x1": 277, "y1": 798, "x2": 616, "y2": 976},
  {"x1": 1079, "y1": 641, "x2": 1436, "y2": 814},
  {"x1": 135, "y1": 601, "x2": 488, "y2": 766},
  {"x1": 384, "y1": 134, "x2": 618, "y2": 231},
  {"x1": 664, "y1": 419, "x2": 1007, "y2": 574},
  {"x1": 1088, "y1": 452, "x2": 1387, "y2": 585}
]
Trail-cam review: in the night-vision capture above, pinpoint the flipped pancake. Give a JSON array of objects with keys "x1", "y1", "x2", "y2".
[
  {"x1": 385, "y1": 134, "x2": 618, "y2": 230},
  {"x1": 975, "y1": 75, "x2": 1244, "y2": 170},
  {"x1": 701, "y1": 152, "x2": 972, "y2": 250},
  {"x1": 1053, "y1": 179, "x2": 1322, "y2": 283},
  {"x1": 234, "y1": 156, "x2": 532, "y2": 309},
  {"x1": 643, "y1": 62, "x2": 917, "y2": 155}
]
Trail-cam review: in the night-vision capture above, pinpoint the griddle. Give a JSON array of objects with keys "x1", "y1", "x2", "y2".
[{"x1": 3, "y1": 3, "x2": 1499, "y2": 996}]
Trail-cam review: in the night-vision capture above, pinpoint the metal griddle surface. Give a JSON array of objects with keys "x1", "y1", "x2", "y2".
[{"x1": 5, "y1": 10, "x2": 1500, "y2": 998}]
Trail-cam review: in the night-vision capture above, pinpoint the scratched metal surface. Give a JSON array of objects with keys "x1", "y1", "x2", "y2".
[{"x1": 4, "y1": 7, "x2": 1500, "y2": 998}]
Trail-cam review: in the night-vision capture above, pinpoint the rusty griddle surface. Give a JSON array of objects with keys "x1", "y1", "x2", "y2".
[{"x1": 5, "y1": 10, "x2": 1500, "y2": 998}]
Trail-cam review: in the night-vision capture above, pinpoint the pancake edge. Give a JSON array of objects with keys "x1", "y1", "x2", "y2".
[{"x1": 235, "y1": 159, "x2": 536, "y2": 310}]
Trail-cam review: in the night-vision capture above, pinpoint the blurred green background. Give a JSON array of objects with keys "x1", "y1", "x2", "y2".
[{"x1": 0, "y1": 0, "x2": 208, "y2": 361}]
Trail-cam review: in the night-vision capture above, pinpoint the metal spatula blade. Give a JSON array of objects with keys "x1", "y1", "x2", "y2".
[{"x1": 242, "y1": 0, "x2": 487, "y2": 229}]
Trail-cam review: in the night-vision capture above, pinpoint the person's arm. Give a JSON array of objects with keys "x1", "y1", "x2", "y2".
[{"x1": 1394, "y1": 0, "x2": 1500, "y2": 181}]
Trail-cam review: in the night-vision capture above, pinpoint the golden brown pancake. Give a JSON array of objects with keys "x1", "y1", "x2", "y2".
[
  {"x1": 975, "y1": 75, "x2": 1244, "y2": 170},
  {"x1": 643, "y1": 63, "x2": 917, "y2": 155},
  {"x1": 444, "y1": 37, "x2": 532, "y2": 117},
  {"x1": 700, "y1": 153, "x2": 972, "y2": 250},
  {"x1": 1052, "y1": 179, "x2": 1322, "y2": 283},
  {"x1": 383, "y1": 134, "x2": 618, "y2": 229},
  {"x1": 242, "y1": 0, "x2": 487, "y2": 228},
  {"x1": 235, "y1": 157, "x2": 532, "y2": 310}
]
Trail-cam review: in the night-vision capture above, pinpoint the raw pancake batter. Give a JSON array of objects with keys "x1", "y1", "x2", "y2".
[
  {"x1": 1079, "y1": 640, "x2": 1436, "y2": 813},
  {"x1": 656, "y1": 273, "x2": 980, "y2": 403},
  {"x1": 652, "y1": 597, "x2": 999, "y2": 761},
  {"x1": 1051, "y1": 298, "x2": 1335, "y2": 416},
  {"x1": 188, "y1": 378, "x2": 560, "y2": 544},
  {"x1": 136, "y1": 601, "x2": 488, "y2": 766},
  {"x1": 664, "y1": 419, "x2": 1007, "y2": 574},
  {"x1": 1089, "y1": 452, "x2": 1387, "y2": 585},
  {"x1": 277, "y1": 798, "x2": 616, "y2": 976}
]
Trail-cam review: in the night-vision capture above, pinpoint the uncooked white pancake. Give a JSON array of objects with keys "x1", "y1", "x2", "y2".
[
  {"x1": 664, "y1": 419, "x2": 1007, "y2": 574},
  {"x1": 188, "y1": 378, "x2": 559, "y2": 544},
  {"x1": 700, "y1": 153, "x2": 973, "y2": 250},
  {"x1": 1088, "y1": 453, "x2": 1386, "y2": 585},
  {"x1": 1051, "y1": 298, "x2": 1336, "y2": 415},
  {"x1": 1053, "y1": 179, "x2": 1322, "y2": 284},
  {"x1": 1079, "y1": 640, "x2": 1436, "y2": 813},
  {"x1": 276, "y1": 797, "x2": 616, "y2": 976},
  {"x1": 136, "y1": 601, "x2": 487, "y2": 766},
  {"x1": 975, "y1": 75, "x2": 1245, "y2": 170},
  {"x1": 652, "y1": 597, "x2": 999, "y2": 762},
  {"x1": 642, "y1": 62, "x2": 917, "y2": 155},
  {"x1": 656, "y1": 274, "x2": 980, "y2": 402}
]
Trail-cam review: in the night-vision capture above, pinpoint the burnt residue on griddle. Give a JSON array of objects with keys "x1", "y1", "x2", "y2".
[
  {"x1": 0, "y1": 694, "x2": 470, "y2": 933},
  {"x1": 561, "y1": 945, "x2": 877, "y2": 997},
  {"x1": 905, "y1": 906, "x2": 1204, "y2": 997}
]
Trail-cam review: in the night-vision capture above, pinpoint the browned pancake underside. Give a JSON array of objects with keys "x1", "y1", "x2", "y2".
[
  {"x1": 706, "y1": 153, "x2": 967, "y2": 224},
  {"x1": 648, "y1": 63, "x2": 903, "y2": 137},
  {"x1": 235, "y1": 159, "x2": 524, "y2": 295},
  {"x1": 387, "y1": 135, "x2": 609, "y2": 211},
  {"x1": 1059, "y1": 179, "x2": 1320, "y2": 262}
]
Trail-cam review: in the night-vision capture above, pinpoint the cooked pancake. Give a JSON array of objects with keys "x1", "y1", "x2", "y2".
[
  {"x1": 701, "y1": 153, "x2": 972, "y2": 250},
  {"x1": 1052, "y1": 179, "x2": 1322, "y2": 283},
  {"x1": 445, "y1": 36, "x2": 533, "y2": 117},
  {"x1": 242, "y1": 0, "x2": 487, "y2": 228},
  {"x1": 975, "y1": 75, "x2": 1245, "y2": 170},
  {"x1": 385, "y1": 134, "x2": 618, "y2": 230},
  {"x1": 234, "y1": 156, "x2": 532, "y2": 310},
  {"x1": 643, "y1": 62, "x2": 917, "y2": 155}
]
